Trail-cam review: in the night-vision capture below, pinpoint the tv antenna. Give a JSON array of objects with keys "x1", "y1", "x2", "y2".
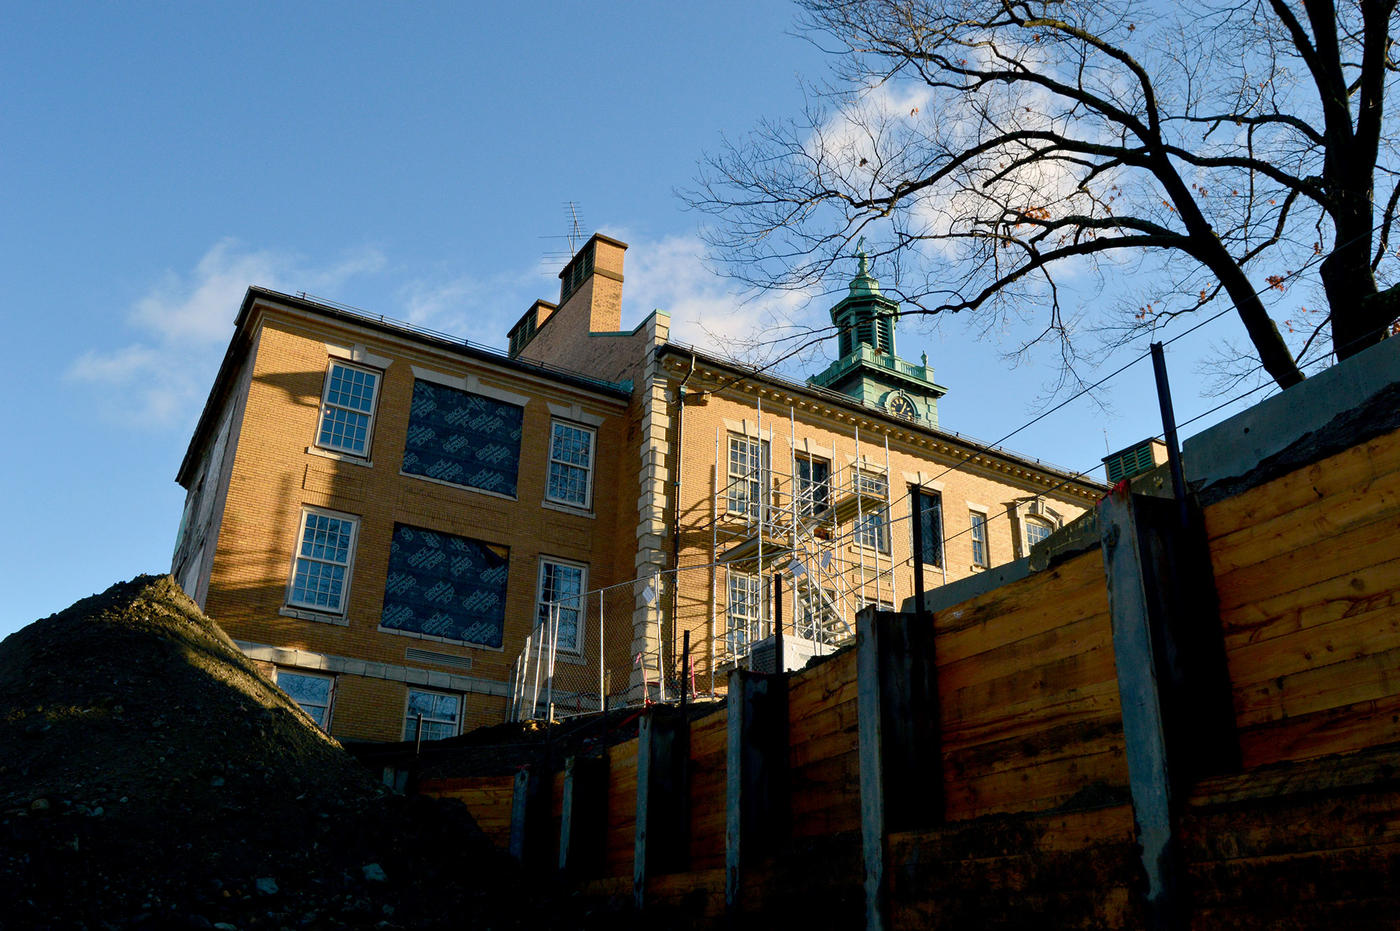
[{"x1": 540, "y1": 202, "x2": 587, "y2": 265}]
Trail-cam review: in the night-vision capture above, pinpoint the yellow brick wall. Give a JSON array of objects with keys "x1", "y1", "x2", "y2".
[
  {"x1": 661, "y1": 375, "x2": 1099, "y2": 682},
  {"x1": 202, "y1": 305, "x2": 631, "y2": 742}
]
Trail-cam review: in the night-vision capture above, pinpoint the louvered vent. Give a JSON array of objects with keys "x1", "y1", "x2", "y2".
[
  {"x1": 1103, "y1": 438, "x2": 1167, "y2": 484},
  {"x1": 404, "y1": 647, "x2": 473, "y2": 671}
]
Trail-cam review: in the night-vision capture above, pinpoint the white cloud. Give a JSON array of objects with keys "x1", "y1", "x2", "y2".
[
  {"x1": 625, "y1": 233, "x2": 826, "y2": 375},
  {"x1": 68, "y1": 240, "x2": 384, "y2": 429},
  {"x1": 394, "y1": 266, "x2": 548, "y2": 351}
]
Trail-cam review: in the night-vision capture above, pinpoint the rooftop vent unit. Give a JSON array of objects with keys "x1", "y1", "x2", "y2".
[{"x1": 1103, "y1": 438, "x2": 1168, "y2": 485}]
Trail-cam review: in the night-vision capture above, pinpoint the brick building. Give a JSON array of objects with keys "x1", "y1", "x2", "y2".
[{"x1": 175, "y1": 233, "x2": 1103, "y2": 742}]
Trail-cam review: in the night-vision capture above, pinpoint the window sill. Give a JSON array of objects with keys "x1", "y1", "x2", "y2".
[
  {"x1": 400, "y1": 470, "x2": 519, "y2": 502},
  {"x1": 377, "y1": 625, "x2": 504, "y2": 653},
  {"x1": 306, "y1": 446, "x2": 373, "y2": 468},
  {"x1": 279, "y1": 606, "x2": 350, "y2": 627},
  {"x1": 541, "y1": 499, "x2": 594, "y2": 519}
]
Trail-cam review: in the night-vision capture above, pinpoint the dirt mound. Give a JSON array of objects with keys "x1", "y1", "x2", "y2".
[{"x1": 0, "y1": 576, "x2": 602, "y2": 931}]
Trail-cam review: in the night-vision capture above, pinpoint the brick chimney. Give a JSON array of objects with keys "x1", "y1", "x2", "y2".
[{"x1": 508, "y1": 233, "x2": 627, "y2": 360}]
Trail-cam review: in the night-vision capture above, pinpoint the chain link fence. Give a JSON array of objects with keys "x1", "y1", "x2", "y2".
[{"x1": 504, "y1": 553, "x2": 898, "y2": 723}]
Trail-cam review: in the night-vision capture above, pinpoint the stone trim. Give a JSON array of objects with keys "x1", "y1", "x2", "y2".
[
  {"x1": 409, "y1": 364, "x2": 532, "y2": 408},
  {"x1": 325, "y1": 341, "x2": 394, "y2": 370},
  {"x1": 236, "y1": 640, "x2": 509, "y2": 696}
]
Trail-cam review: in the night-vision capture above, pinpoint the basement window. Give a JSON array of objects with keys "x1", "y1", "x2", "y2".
[
  {"x1": 404, "y1": 689, "x2": 461, "y2": 742},
  {"x1": 276, "y1": 670, "x2": 335, "y2": 731}
]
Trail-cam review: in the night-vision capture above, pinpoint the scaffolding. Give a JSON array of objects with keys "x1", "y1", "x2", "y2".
[
  {"x1": 709, "y1": 398, "x2": 897, "y2": 675},
  {"x1": 506, "y1": 398, "x2": 910, "y2": 723}
]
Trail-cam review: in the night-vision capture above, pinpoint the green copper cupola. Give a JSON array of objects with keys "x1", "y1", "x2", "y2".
[
  {"x1": 832, "y1": 247, "x2": 899, "y2": 357},
  {"x1": 808, "y1": 246, "x2": 948, "y2": 427}
]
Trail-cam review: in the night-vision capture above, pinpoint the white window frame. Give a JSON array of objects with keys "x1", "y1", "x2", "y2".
[
  {"x1": 796, "y1": 581, "x2": 840, "y2": 645},
  {"x1": 854, "y1": 469, "x2": 890, "y2": 554},
  {"x1": 1024, "y1": 516, "x2": 1053, "y2": 549},
  {"x1": 404, "y1": 688, "x2": 462, "y2": 742},
  {"x1": 854, "y1": 467, "x2": 889, "y2": 497},
  {"x1": 536, "y1": 557, "x2": 588, "y2": 655},
  {"x1": 726, "y1": 433, "x2": 770, "y2": 519},
  {"x1": 546, "y1": 419, "x2": 596, "y2": 509},
  {"x1": 726, "y1": 571, "x2": 763, "y2": 657},
  {"x1": 275, "y1": 669, "x2": 335, "y2": 731},
  {"x1": 969, "y1": 508, "x2": 990, "y2": 568},
  {"x1": 315, "y1": 361, "x2": 381, "y2": 458},
  {"x1": 286, "y1": 507, "x2": 359, "y2": 615}
]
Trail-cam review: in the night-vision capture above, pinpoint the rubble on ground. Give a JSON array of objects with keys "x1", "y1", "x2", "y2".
[{"x1": 0, "y1": 576, "x2": 619, "y2": 930}]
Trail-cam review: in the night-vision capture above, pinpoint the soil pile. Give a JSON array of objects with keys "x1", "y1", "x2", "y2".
[{"x1": 0, "y1": 576, "x2": 599, "y2": 931}]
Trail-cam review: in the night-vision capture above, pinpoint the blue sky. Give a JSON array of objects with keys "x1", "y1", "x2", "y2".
[{"x1": 1, "y1": 3, "x2": 1272, "y2": 635}]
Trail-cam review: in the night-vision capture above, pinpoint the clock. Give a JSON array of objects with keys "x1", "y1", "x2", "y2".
[{"x1": 886, "y1": 392, "x2": 918, "y2": 420}]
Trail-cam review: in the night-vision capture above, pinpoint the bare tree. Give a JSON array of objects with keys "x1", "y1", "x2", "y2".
[{"x1": 688, "y1": 0, "x2": 1400, "y2": 389}]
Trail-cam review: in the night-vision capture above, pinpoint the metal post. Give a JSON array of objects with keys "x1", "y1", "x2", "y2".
[
  {"x1": 656, "y1": 569, "x2": 667, "y2": 703},
  {"x1": 681, "y1": 630, "x2": 691, "y2": 708},
  {"x1": 546, "y1": 602, "x2": 562, "y2": 720},
  {"x1": 414, "y1": 712, "x2": 424, "y2": 755},
  {"x1": 1150, "y1": 342, "x2": 1191, "y2": 530},
  {"x1": 772, "y1": 571, "x2": 784, "y2": 674},
  {"x1": 885, "y1": 434, "x2": 896, "y2": 610},
  {"x1": 603, "y1": 670, "x2": 612, "y2": 746},
  {"x1": 711, "y1": 459, "x2": 718, "y2": 697},
  {"x1": 855, "y1": 425, "x2": 866, "y2": 614},
  {"x1": 598, "y1": 592, "x2": 606, "y2": 713},
  {"x1": 530, "y1": 626, "x2": 545, "y2": 718}
]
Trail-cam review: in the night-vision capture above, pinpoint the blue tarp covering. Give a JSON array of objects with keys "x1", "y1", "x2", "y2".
[
  {"x1": 380, "y1": 523, "x2": 509, "y2": 647},
  {"x1": 401, "y1": 380, "x2": 523, "y2": 496}
]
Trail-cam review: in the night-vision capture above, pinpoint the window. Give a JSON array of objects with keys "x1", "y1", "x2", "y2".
[
  {"x1": 276, "y1": 670, "x2": 334, "y2": 730},
  {"x1": 913, "y1": 489, "x2": 943, "y2": 566},
  {"x1": 404, "y1": 689, "x2": 461, "y2": 742},
  {"x1": 547, "y1": 420, "x2": 595, "y2": 508},
  {"x1": 856, "y1": 511, "x2": 890, "y2": 553},
  {"x1": 970, "y1": 510, "x2": 989, "y2": 567},
  {"x1": 316, "y1": 362, "x2": 380, "y2": 456},
  {"x1": 1025, "y1": 518, "x2": 1053, "y2": 549},
  {"x1": 727, "y1": 434, "x2": 770, "y2": 518},
  {"x1": 536, "y1": 559, "x2": 587, "y2": 654},
  {"x1": 795, "y1": 455, "x2": 831, "y2": 517},
  {"x1": 854, "y1": 468, "x2": 888, "y2": 497},
  {"x1": 796, "y1": 582, "x2": 841, "y2": 644},
  {"x1": 380, "y1": 524, "x2": 509, "y2": 648},
  {"x1": 854, "y1": 470, "x2": 890, "y2": 553},
  {"x1": 402, "y1": 379, "x2": 523, "y2": 496},
  {"x1": 288, "y1": 508, "x2": 357, "y2": 614},
  {"x1": 726, "y1": 572, "x2": 763, "y2": 656}
]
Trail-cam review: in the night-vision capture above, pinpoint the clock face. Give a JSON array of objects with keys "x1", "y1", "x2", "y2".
[{"x1": 887, "y1": 392, "x2": 918, "y2": 420}]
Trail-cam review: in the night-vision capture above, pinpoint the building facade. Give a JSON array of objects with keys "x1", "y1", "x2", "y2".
[
  {"x1": 176, "y1": 233, "x2": 1103, "y2": 741},
  {"x1": 173, "y1": 289, "x2": 637, "y2": 741}
]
